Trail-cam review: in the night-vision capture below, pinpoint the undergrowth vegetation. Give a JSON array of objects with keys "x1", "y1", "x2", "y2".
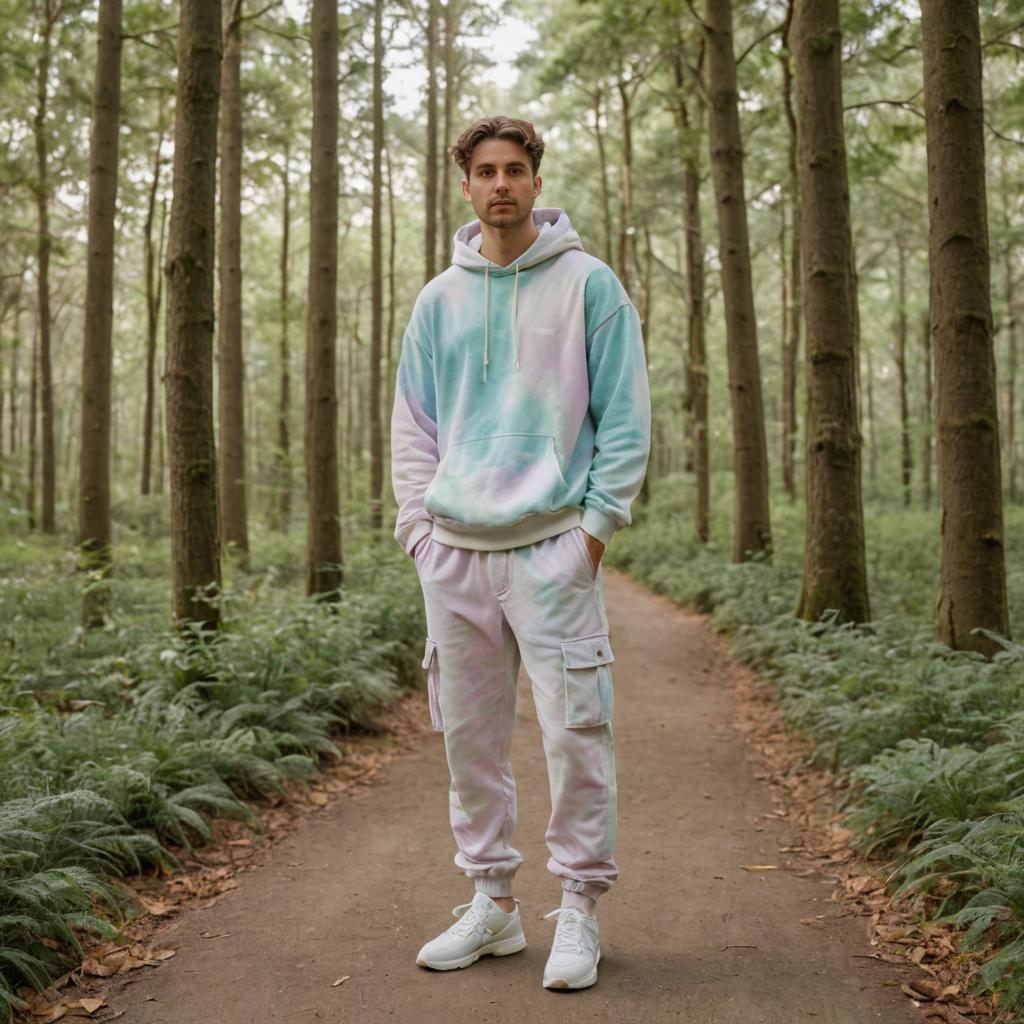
[
  {"x1": 0, "y1": 513, "x2": 424, "y2": 1021},
  {"x1": 610, "y1": 472, "x2": 1024, "y2": 1019}
]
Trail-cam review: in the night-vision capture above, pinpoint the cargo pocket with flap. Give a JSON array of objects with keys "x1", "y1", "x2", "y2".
[
  {"x1": 559, "y1": 633, "x2": 614, "y2": 728},
  {"x1": 422, "y1": 637, "x2": 444, "y2": 732}
]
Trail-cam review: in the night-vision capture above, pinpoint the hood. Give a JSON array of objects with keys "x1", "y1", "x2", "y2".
[
  {"x1": 452, "y1": 207, "x2": 583, "y2": 273},
  {"x1": 450, "y1": 208, "x2": 584, "y2": 382}
]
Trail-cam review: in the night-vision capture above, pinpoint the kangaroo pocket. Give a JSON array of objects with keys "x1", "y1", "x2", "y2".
[{"x1": 424, "y1": 432, "x2": 569, "y2": 528}]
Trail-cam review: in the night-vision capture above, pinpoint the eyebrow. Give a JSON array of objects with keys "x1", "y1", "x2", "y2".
[{"x1": 473, "y1": 161, "x2": 528, "y2": 171}]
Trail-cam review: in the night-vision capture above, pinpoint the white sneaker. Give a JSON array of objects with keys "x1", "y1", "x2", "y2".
[
  {"x1": 542, "y1": 906, "x2": 601, "y2": 989},
  {"x1": 415, "y1": 892, "x2": 527, "y2": 970}
]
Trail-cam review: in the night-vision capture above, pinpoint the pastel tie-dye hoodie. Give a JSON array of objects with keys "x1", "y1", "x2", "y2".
[{"x1": 391, "y1": 207, "x2": 651, "y2": 554}]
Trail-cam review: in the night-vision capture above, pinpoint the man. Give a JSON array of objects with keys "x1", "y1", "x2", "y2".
[{"x1": 390, "y1": 115, "x2": 650, "y2": 991}]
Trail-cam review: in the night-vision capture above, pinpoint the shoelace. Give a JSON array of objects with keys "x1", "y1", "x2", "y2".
[
  {"x1": 542, "y1": 907, "x2": 587, "y2": 954},
  {"x1": 448, "y1": 900, "x2": 496, "y2": 938}
]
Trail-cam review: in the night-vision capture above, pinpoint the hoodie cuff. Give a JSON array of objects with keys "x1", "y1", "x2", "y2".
[
  {"x1": 581, "y1": 506, "x2": 617, "y2": 547},
  {"x1": 398, "y1": 518, "x2": 434, "y2": 558}
]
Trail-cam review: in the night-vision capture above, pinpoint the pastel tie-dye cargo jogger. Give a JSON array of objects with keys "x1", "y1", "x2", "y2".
[{"x1": 414, "y1": 524, "x2": 618, "y2": 903}]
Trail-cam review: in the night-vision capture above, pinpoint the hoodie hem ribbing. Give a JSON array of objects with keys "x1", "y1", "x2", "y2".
[{"x1": 430, "y1": 507, "x2": 583, "y2": 552}]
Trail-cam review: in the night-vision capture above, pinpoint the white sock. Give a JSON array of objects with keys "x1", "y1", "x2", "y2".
[{"x1": 560, "y1": 890, "x2": 597, "y2": 916}]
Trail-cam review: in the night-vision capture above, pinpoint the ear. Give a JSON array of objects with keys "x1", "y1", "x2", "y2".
[
  {"x1": 461, "y1": 176, "x2": 471, "y2": 201},
  {"x1": 533, "y1": 174, "x2": 542, "y2": 197}
]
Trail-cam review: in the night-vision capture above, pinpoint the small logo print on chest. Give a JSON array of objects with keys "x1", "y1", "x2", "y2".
[{"x1": 532, "y1": 326, "x2": 557, "y2": 335}]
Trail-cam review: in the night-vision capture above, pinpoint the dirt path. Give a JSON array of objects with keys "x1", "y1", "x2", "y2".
[{"x1": 89, "y1": 568, "x2": 924, "y2": 1023}]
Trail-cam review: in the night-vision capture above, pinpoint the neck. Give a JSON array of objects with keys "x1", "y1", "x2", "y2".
[{"x1": 479, "y1": 213, "x2": 539, "y2": 268}]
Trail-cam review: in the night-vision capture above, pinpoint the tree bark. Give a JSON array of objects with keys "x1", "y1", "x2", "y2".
[
  {"x1": 593, "y1": 87, "x2": 614, "y2": 271},
  {"x1": 272, "y1": 141, "x2": 292, "y2": 532},
  {"x1": 441, "y1": 0, "x2": 457, "y2": 268},
  {"x1": 28, "y1": 320, "x2": 38, "y2": 530},
  {"x1": 217, "y1": 0, "x2": 249, "y2": 565},
  {"x1": 920, "y1": 307, "x2": 933, "y2": 507},
  {"x1": 305, "y1": 0, "x2": 343, "y2": 597},
  {"x1": 424, "y1": 0, "x2": 438, "y2": 283},
  {"x1": 77, "y1": 0, "x2": 124, "y2": 627},
  {"x1": 385, "y1": 143, "x2": 397, "y2": 464},
  {"x1": 33, "y1": 0, "x2": 59, "y2": 534},
  {"x1": 671, "y1": 37, "x2": 709, "y2": 542},
  {"x1": 703, "y1": 0, "x2": 772, "y2": 561},
  {"x1": 369, "y1": 0, "x2": 384, "y2": 529},
  {"x1": 1004, "y1": 249, "x2": 1018, "y2": 503},
  {"x1": 896, "y1": 238, "x2": 913, "y2": 505},
  {"x1": 164, "y1": 0, "x2": 223, "y2": 630},
  {"x1": 922, "y1": 0, "x2": 1009, "y2": 654},
  {"x1": 793, "y1": 0, "x2": 870, "y2": 625},
  {"x1": 142, "y1": 101, "x2": 167, "y2": 497},
  {"x1": 780, "y1": 0, "x2": 800, "y2": 502},
  {"x1": 617, "y1": 70, "x2": 634, "y2": 297}
]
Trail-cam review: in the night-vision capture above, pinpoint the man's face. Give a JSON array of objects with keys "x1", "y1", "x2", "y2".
[{"x1": 461, "y1": 138, "x2": 541, "y2": 230}]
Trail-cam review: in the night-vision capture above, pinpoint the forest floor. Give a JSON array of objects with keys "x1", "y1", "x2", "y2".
[{"x1": 26, "y1": 567, "x2": 989, "y2": 1024}]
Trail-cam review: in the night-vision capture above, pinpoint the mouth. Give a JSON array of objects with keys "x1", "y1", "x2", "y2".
[{"x1": 490, "y1": 201, "x2": 515, "y2": 209}]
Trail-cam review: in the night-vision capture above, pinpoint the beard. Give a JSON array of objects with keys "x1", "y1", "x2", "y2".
[{"x1": 479, "y1": 200, "x2": 531, "y2": 230}]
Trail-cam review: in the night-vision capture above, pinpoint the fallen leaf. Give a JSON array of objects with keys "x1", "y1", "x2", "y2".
[
  {"x1": 332, "y1": 976, "x2": 351, "y2": 987},
  {"x1": 909, "y1": 978, "x2": 946, "y2": 1000},
  {"x1": 136, "y1": 895, "x2": 174, "y2": 916},
  {"x1": 78, "y1": 997, "x2": 106, "y2": 1014},
  {"x1": 79, "y1": 958, "x2": 115, "y2": 978}
]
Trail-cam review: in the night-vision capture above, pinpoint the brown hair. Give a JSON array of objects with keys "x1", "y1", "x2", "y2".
[{"x1": 449, "y1": 116, "x2": 545, "y2": 178}]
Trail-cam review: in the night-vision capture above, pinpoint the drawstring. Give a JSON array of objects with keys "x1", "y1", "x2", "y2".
[
  {"x1": 482, "y1": 263, "x2": 490, "y2": 383},
  {"x1": 513, "y1": 264, "x2": 520, "y2": 372},
  {"x1": 481, "y1": 261, "x2": 522, "y2": 382}
]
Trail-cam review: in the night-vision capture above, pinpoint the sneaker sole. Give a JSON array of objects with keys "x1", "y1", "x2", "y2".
[
  {"x1": 416, "y1": 935, "x2": 527, "y2": 971},
  {"x1": 543, "y1": 949, "x2": 600, "y2": 990}
]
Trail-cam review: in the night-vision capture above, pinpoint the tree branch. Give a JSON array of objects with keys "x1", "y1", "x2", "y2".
[{"x1": 736, "y1": 20, "x2": 786, "y2": 67}]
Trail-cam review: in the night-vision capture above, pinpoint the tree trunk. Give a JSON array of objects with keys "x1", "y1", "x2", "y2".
[
  {"x1": 792, "y1": 0, "x2": 870, "y2": 625},
  {"x1": 920, "y1": 308, "x2": 933, "y2": 507},
  {"x1": 306, "y1": 0, "x2": 343, "y2": 597},
  {"x1": 896, "y1": 239, "x2": 913, "y2": 505},
  {"x1": 922, "y1": 0, "x2": 1009, "y2": 654},
  {"x1": 157, "y1": 391, "x2": 165, "y2": 495},
  {"x1": 682, "y1": 78, "x2": 709, "y2": 544},
  {"x1": 441, "y1": 0, "x2": 457, "y2": 267},
  {"x1": 864, "y1": 333, "x2": 877, "y2": 481},
  {"x1": 780, "y1": 0, "x2": 800, "y2": 502},
  {"x1": 593, "y1": 87, "x2": 614, "y2": 270},
  {"x1": 424, "y1": 0, "x2": 438, "y2": 283},
  {"x1": 703, "y1": 0, "x2": 772, "y2": 561},
  {"x1": 385, "y1": 143, "x2": 397, "y2": 466},
  {"x1": 672, "y1": 38, "x2": 708, "y2": 540},
  {"x1": 142, "y1": 101, "x2": 166, "y2": 497},
  {"x1": 164, "y1": 0, "x2": 223, "y2": 630},
  {"x1": 7, "y1": 295, "x2": 21, "y2": 477},
  {"x1": 369, "y1": 0, "x2": 384, "y2": 529},
  {"x1": 33, "y1": 0, "x2": 59, "y2": 534},
  {"x1": 28, "y1": 320, "x2": 38, "y2": 530},
  {"x1": 217, "y1": 0, "x2": 249, "y2": 566},
  {"x1": 272, "y1": 142, "x2": 292, "y2": 532},
  {"x1": 617, "y1": 71, "x2": 634, "y2": 297},
  {"x1": 1004, "y1": 250, "x2": 1017, "y2": 503},
  {"x1": 77, "y1": 0, "x2": 123, "y2": 627}
]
